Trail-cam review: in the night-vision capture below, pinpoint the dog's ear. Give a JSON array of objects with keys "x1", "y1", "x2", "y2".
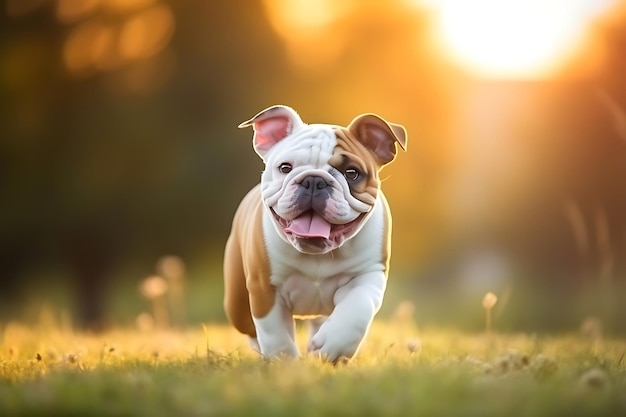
[
  {"x1": 348, "y1": 114, "x2": 407, "y2": 166},
  {"x1": 238, "y1": 105, "x2": 304, "y2": 157}
]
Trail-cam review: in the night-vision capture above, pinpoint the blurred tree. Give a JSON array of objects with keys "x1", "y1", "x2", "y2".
[{"x1": 0, "y1": 1, "x2": 280, "y2": 328}]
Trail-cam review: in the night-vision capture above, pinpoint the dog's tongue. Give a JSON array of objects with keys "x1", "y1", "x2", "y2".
[{"x1": 285, "y1": 212, "x2": 332, "y2": 239}]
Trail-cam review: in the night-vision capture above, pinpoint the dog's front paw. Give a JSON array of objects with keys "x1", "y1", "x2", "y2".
[
  {"x1": 260, "y1": 340, "x2": 300, "y2": 359},
  {"x1": 307, "y1": 324, "x2": 364, "y2": 363}
]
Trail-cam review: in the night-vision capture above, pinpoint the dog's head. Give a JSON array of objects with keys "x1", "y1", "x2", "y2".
[{"x1": 239, "y1": 105, "x2": 407, "y2": 254}]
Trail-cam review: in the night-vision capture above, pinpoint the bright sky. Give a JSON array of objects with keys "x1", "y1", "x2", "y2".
[
  {"x1": 262, "y1": 0, "x2": 618, "y2": 79},
  {"x1": 421, "y1": 0, "x2": 618, "y2": 79}
]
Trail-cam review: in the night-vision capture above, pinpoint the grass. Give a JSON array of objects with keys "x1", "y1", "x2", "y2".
[{"x1": 1, "y1": 318, "x2": 625, "y2": 417}]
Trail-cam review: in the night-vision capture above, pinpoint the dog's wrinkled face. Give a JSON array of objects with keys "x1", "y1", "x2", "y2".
[
  {"x1": 260, "y1": 124, "x2": 373, "y2": 254},
  {"x1": 239, "y1": 105, "x2": 407, "y2": 255}
]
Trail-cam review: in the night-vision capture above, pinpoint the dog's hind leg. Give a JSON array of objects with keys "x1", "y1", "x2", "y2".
[{"x1": 223, "y1": 233, "x2": 256, "y2": 338}]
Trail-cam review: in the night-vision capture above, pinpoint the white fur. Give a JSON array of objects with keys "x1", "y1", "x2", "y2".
[{"x1": 253, "y1": 195, "x2": 388, "y2": 361}]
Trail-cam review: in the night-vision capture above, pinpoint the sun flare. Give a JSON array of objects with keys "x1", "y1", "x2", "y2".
[{"x1": 422, "y1": 0, "x2": 618, "y2": 79}]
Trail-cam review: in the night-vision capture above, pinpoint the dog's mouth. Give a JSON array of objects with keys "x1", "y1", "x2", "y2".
[{"x1": 271, "y1": 209, "x2": 364, "y2": 243}]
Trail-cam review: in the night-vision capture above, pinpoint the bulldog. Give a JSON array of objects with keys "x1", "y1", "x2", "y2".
[{"x1": 223, "y1": 105, "x2": 407, "y2": 362}]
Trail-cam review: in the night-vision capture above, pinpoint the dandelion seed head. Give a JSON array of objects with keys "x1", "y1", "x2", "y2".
[
  {"x1": 578, "y1": 368, "x2": 610, "y2": 390},
  {"x1": 482, "y1": 292, "x2": 498, "y2": 309},
  {"x1": 140, "y1": 275, "x2": 168, "y2": 299},
  {"x1": 407, "y1": 338, "x2": 422, "y2": 354}
]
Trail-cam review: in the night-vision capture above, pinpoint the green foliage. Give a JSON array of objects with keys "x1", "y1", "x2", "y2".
[{"x1": 1, "y1": 321, "x2": 625, "y2": 416}]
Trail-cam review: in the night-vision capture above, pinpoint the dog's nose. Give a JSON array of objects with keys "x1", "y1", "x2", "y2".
[{"x1": 301, "y1": 176, "x2": 328, "y2": 190}]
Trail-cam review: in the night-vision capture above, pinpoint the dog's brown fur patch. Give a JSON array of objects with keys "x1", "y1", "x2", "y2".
[{"x1": 223, "y1": 184, "x2": 274, "y2": 337}]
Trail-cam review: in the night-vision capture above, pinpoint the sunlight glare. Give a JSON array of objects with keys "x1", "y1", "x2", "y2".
[
  {"x1": 263, "y1": 0, "x2": 355, "y2": 38},
  {"x1": 262, "y1": 0, "x2": 356, "y2": 73},
  {"x1": 418, "y1": 0, "x2": 618, "y2": 79}
]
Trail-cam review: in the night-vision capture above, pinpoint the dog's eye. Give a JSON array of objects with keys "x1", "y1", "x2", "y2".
[
  {"x1": 279, "y1": 163, "x2": 293, "y2": 174},
  {"x1": 344, "y1": 167, "x2": 361, "y2": 181}
]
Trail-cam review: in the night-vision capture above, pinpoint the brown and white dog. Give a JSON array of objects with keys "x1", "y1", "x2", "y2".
[{"x1": 223, "y1": 105, "x2": 407, "y2": 362}]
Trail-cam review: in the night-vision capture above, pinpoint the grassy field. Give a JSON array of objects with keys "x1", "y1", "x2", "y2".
[{"x1": 1, "y1": 318, "x2": 625, "y2": 417}]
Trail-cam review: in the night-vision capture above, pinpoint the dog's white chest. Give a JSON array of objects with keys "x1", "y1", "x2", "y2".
[
  {"x1": 263, "y1": 198, "x2": 388, "y2": 317},
  {"x1": 276, "y1": 270, "x2": 352, "y2": 317}
]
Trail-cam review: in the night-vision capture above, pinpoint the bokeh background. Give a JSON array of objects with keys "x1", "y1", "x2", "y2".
[{"x1": 2, "y1": 0, "x2": 626, "y2": 334}]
